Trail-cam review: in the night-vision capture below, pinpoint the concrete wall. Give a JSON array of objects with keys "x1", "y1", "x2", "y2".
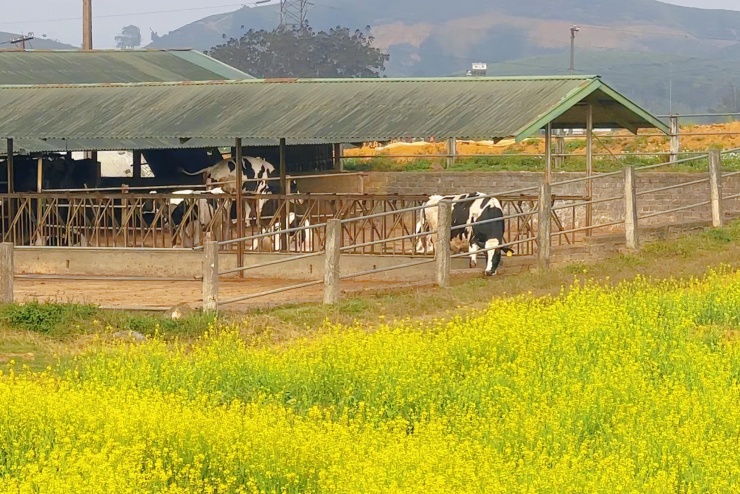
[
  {"x1": 14, "y1": 247, "x2": 470, "y2": 282},
  {"x1": 356, "y1": 171, "x2": 740, "y2": 229}
]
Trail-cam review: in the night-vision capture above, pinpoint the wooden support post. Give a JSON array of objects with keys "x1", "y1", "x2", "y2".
[
  {"x1": 709, "y1": 148, "x2": 724, "y2": 228},
  {"x1": 36, "y1": 157, "x2": 43, "y2": 193},
  {"x1": 279, "y1": 138, "x2": 288, "y2": 252},
  {"x1": 545, "y1": 123, "x2": 553, "y2": 184},
  {"x1": 446, "y1": 137, "x2": 456, "y2": 169},
  {"x1": 91, "y1": 151, "x2": 100, "y2": 188},
  {"x1": 121, "y1": 184, "x2": 129, "y2": 247},
  {"x1": 669, "y1": 115, "x2": 679, "y2": 164},
  {"x1": 323, "y1": 219, "x2": 342, "y2": 305},
  {"x1": 1, "y1": 242, "x2": 13, "y2": 304},
  {"x1": 82, "y1": 0, "x2": 93, "y2": 51},
  {"x1": 6, "y1": 139, "x2": 14, "y2": 242},
  {"x1": 538, "y1": 181, "x2": 552, "y2": 270},
  {"x1": 333, "y1": 143, "x2": 342, "y2": 171},
  {"x1": 6, "y1": 138, "x2": 13, "y2": 193},
  {"x1": 436, "y1": 200, "x2": 452, "y2": 288},
  {"x1": 202, "y1": 237, "x2": 219, "y2": 313},
  {"x1": 624, "y1": 165, "x2": 639, "y2": 250},
  {"x1": 133, "y1": 151, "x2": 142, "y2": 179},
  {"x1": 585, "y1": 103, "x2": 593, "y2": 237},
  {"x1": 35, "y1": 157, "x2": 44, "y2": 246},
  {"x1": 234, "y1": 138, "x2": 244, "y2": 277},
  {"x1": 554, "y1": 134, "x2": 565, "y2": 169}
]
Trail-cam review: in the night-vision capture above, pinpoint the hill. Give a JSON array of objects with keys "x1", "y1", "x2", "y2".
[
  {"x1": 0, "y1": 32, "x2": 76, "y2": 50},
  {"x1": 145, "y1": 0, "x2": 740, "y2": 114}
]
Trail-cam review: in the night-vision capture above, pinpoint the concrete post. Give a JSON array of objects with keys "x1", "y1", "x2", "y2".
[
  {"x1": 202, "y1": 239, "x2": 219, "y2": 313},
  {"x1": 709, "y1": 148, "x2": 724, "y2": 228},
  {"x1": 624, "y1": 166, "x2": 639, "y2": 250},
  {"x1": 1, "y1": 242, "x2": 13, "y2": 304},
  {"x1": 446, "y1": 138, "x2": 456, "y2": 169},
  {"x1": 436, "y1": 200, "x2": 452, "y2": 288},
  {"x1": 324, "y1": 219, "x2": 342, "y2": 304},
  {"x1": 669, "y1": 115, "x2": 679, "y2": 164},
  {"x1": 538, "y1": 181, "x2": 552, "y2": 270}
]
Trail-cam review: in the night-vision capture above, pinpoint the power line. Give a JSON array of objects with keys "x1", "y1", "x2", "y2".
[{"x1": 0, "y1": 3, "x2": 272, "y2": 26}]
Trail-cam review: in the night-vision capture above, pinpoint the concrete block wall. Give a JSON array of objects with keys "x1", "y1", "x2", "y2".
[{"x1": 358, "y1": 171, "x2": 740, "y2": 230}]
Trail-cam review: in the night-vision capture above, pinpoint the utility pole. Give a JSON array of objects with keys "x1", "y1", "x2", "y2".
[
  {"x1": 10, "y1": 34, "x2": 34, "y2": 50},
  {"x1": 279, "y1": 0, "x2": 308, "y2": 30},
  {"x1": 569, "y1": 25, "x2": 580, "y2": 75},
  {"x1": 83, "y1": 0, "x2": 93, "y2": 50}
]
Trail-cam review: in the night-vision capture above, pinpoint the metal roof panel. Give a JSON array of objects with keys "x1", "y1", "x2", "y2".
[
  {"x1": 0, "y1": 49, "x2": 253, "y2": 85},
  {"x1": 0, "y1": 76, "x2": 668, "y2": 143}
]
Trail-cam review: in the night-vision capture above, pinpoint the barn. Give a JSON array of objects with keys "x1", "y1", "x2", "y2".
[
  {"x1": 0, "y1": 71, "x2": 671, "y2": 308},
  {"x1": 0, "y1": 49, "x2": 336, "y2": 187}
]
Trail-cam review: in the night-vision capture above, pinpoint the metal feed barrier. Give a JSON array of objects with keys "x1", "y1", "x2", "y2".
[
  {"x1": 198, "y1": 148, "x2": 740, "y2": 310},
  {"x1": 2, "y1": 147, "x2": 738, "y2": 309}
]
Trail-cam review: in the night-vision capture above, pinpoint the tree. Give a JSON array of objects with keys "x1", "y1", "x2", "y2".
[
  {"x1": 208, "y1": 22, "x2": 389, "y2": 78},
  {"x1": 115, "y1": 25, "x2": 142, "y2": 50}
]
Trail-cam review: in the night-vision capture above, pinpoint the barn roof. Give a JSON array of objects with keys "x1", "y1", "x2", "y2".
[
  {"x1": 0, "y1": 49, "x2": 253, "y2": 85},
  {"x1": 0, "y1": 76, "x2": 669, "y2": 147}
]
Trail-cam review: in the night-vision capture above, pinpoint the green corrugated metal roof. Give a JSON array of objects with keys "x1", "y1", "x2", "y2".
[
  {"x1": 0, "y1": 137, "x2": 338, "y2": 154},
  {"x1": 0, "y1": 49, "x2": 253, "y2": 85},
  {"x1": 0, "y1": 76, "x2": 668, "y2": 145}
]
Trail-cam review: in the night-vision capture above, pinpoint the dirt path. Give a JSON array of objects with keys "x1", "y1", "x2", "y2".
[{"x1": 13, "y1": 278, "x2": 414, "y2": 311}]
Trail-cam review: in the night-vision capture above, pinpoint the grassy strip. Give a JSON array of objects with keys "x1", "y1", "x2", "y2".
[
  {"x1": 342, "y1": 153, "x2": 740, "y2": 173},
  {"x1": 1, "y1": 219, "x2": 739, "y2": 370}
]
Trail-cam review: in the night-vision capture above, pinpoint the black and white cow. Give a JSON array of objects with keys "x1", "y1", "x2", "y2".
[
  {"x1": 415, "y1": 192, "x2": 512, "y2": 275},
  {"x1": 180, "y1": 155, "x2": 301, "y2": 225},
  {"x1": 140, "y1": 188, "x2": 226, "y2": 248},
  {"x1": 252, "y1": 211, "x2": 313, "y2": 253}
]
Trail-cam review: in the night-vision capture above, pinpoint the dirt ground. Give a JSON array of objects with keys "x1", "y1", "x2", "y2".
[
  {"x1": 344, "y1": 122, "x2": 740, "y2": 160},
  {"x1": 13, "y1": 278, "x2": 416, "y2": 312}
]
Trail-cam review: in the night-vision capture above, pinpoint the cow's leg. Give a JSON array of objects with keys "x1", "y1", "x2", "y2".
[
  {"x1": 468, "y1": 241, "x2": 479, "y2": 268},
  {"x1": 484, "y1": 238, "x2": 502, "y2": 276}
]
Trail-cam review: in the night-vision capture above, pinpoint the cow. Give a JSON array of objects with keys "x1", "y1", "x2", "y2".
[
  {"x1": 252, "y1": 211, "x2": 313, "y2": 253},
  {"x1": 468, "y1": 198, "x2": 514, "y2": 276},
  {"x1": 139, "y1": 188, "x2": 227, "y2": 248},
  {"x1": 179, "y1": 156, "x2": 296, "y2": 193},
  {"x1": 415, "y1": 192, "x2": 512, "y2": 274}
]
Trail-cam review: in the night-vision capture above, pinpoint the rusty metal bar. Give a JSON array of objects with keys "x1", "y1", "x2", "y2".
[
  {"x1": 218, "y1": 251, "x2": 325, "y2": 276},
  {"x1": 218, "y1": 279, "x2": 325, "y2": 307},
  {"x1": 551, "y1": 195, "x2": 623, "y2": 211},
  {"x1": 635, "y1": 177, "x2": 711, "y2": 197},
  {"x1": 639, "y1": 200, "x2": 712, "y2": 220},
  {"x1": 339, "y1": 259, "x2": 435, "y2": 281}
]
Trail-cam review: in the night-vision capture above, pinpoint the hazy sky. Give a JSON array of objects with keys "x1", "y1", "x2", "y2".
[{"x1": 0, "y1": 0, "x2": 738, "y2": 49}]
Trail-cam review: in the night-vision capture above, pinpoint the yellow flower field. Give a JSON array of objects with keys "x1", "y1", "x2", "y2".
[{"x1": 2, "y1": 268, "x2": 740, "y2": 493}]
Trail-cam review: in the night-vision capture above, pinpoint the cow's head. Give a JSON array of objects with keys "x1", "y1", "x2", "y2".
[{"x1": 484, "y1": 243, "x2": 514, "y2": 276}]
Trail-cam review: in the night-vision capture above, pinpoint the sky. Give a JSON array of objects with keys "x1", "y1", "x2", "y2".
[{"x1": 0, "y1": 0, "x2": 738, "y2": 49}]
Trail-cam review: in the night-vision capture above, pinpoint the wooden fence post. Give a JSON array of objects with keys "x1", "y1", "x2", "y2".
[
  {"x1": 709, "y1": 148, "x2": 724, "y2": 228},
  {"x1": 1, "y1": 242, "x2": 13, "y2": 304},
  {"x1": 624, "y1": 165, "x2": 639, "y2": 250},
  {"x1": 202, "y1": 238, "x2": 219, "y2": 313},
  {"x1": 670, "y1": 115, "x2": 680, "y2": 164},
  {"x1": 436, "y1": 200, "x2": 452, "y2": 288},
  {"x1": 324, "y1": 219, "x2": 342, "y2": 304},
  {"x1": 537, "y1": 182, "x2": 552, "y2": 270}
]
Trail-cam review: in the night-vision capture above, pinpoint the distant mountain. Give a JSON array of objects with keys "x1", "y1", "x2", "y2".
[
  {"x1": 0, "y1": 32, "x2": 76, "y2": 50},
  {"x1": 146, "y1": 0, "x2": 740, "y2": 114}
]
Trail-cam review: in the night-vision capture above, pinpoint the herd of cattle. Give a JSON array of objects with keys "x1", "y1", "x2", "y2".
[{"x1": 1, "y1": 154, "x2": 513, "y2": 275}]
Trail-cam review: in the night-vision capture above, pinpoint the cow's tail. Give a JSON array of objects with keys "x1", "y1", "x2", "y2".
[{"x1": 178, "y1": 166, "x2": 212, "y2": 176}]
